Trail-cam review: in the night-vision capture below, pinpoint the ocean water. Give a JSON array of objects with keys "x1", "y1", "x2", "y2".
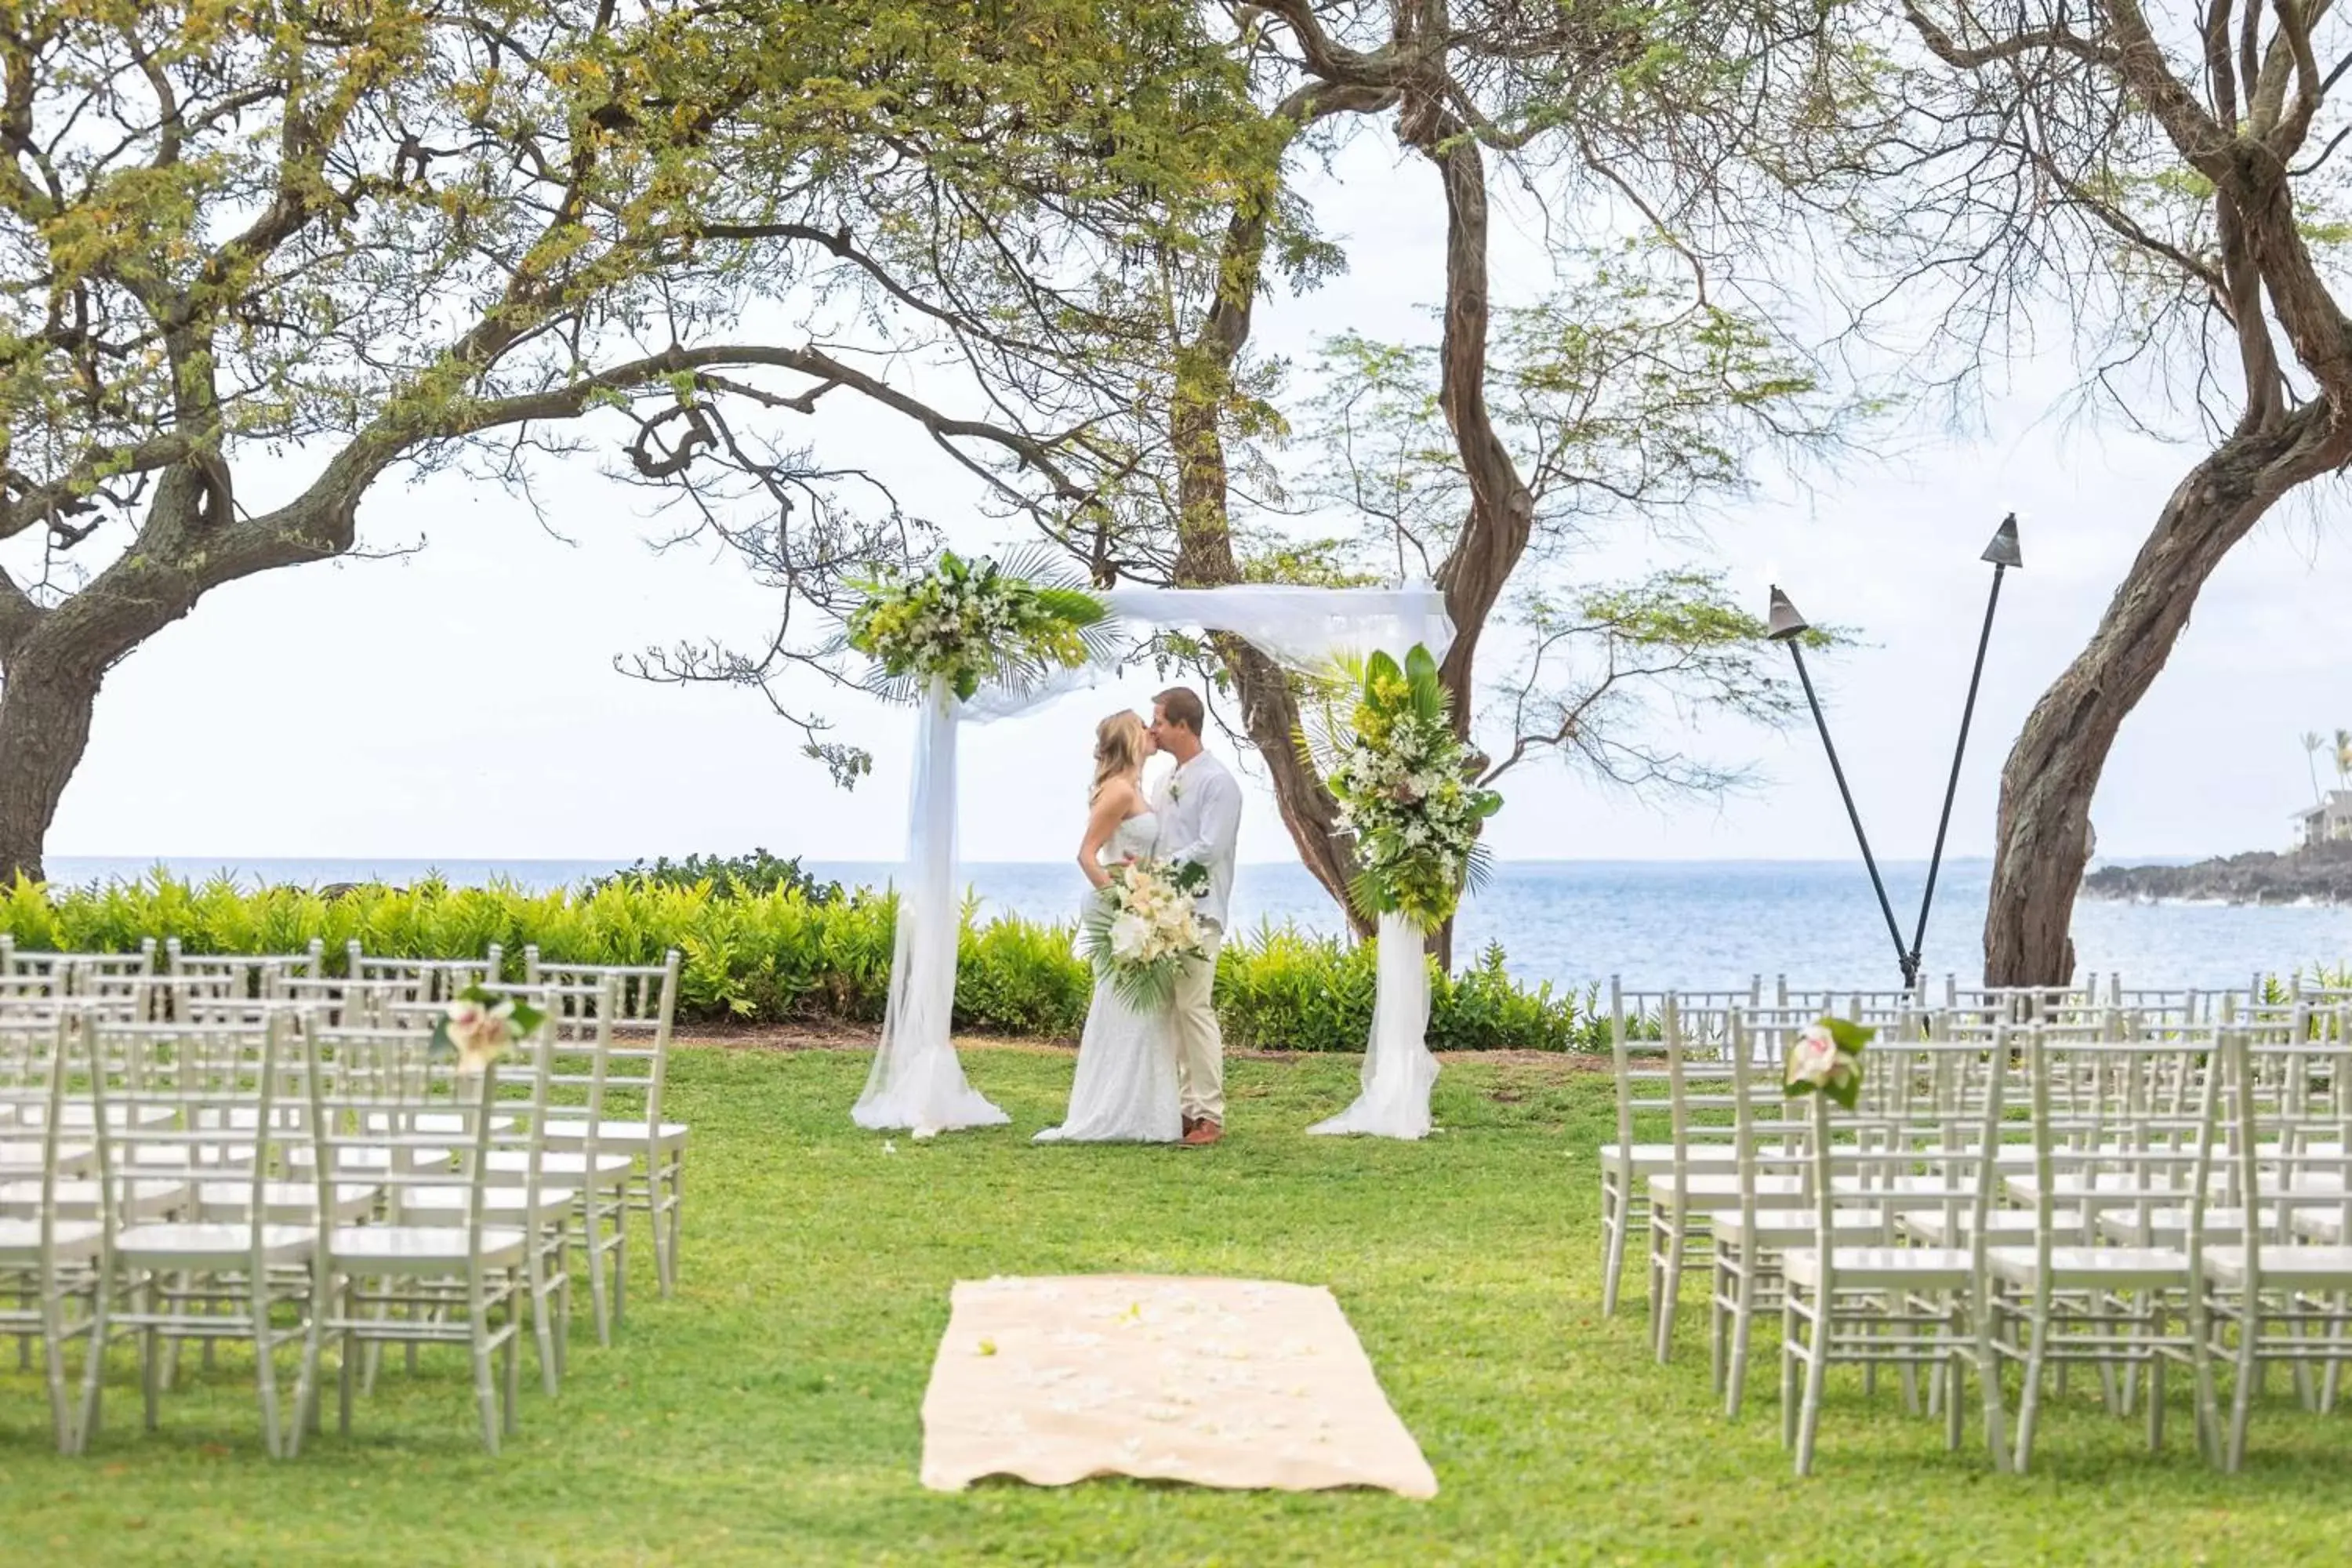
[{"x1": 43, "y1": 855, "x2": 2352, "y2": 993}]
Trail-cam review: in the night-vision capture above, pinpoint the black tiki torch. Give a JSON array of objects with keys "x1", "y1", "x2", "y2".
[
  {"x1": 1769, "y1": 586, "x2": 1914, "y2": 986},
  {"x1": 1904, "y1": 514, "x2": 2023, "y2": 985}
]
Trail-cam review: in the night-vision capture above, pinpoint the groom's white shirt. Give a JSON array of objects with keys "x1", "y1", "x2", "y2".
[{"x1": 1153, "y1": 751, "x2": 1241, "y2": 929}]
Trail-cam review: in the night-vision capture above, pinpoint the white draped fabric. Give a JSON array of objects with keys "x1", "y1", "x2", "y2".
[
  {"x1": 852, "y1": 583, "x2": 1454, "y2": 1139},
  {"x1": 850, "y1": 677, "x2": 1012, "y2": 1133},
  {"x1": 1306, "y1": 913, "x2": 1439, "y2": 1139}
]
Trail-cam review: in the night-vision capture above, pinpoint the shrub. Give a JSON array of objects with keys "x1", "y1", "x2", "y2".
[
  {"x1": 584, "y1": 849, "x2": 841, "y2": 904},
  {"x1": 0, "y1": 871, "x2": 1598, "y2": 1049}
]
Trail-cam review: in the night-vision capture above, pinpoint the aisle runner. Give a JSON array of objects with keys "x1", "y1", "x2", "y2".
[{"x1": 920, "y1": 1275, "x2": 1438, "y2": 1497}]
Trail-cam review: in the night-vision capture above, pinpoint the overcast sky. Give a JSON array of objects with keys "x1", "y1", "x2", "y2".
[{"x1": 40, "y1": 136, "x2": 2352, "y2": 871}]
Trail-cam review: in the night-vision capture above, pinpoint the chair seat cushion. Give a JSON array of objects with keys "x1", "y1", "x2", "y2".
[
  {"x1": 1782, "y1": 1246, "x2": 1976, "y2": 1288},
  {"x1": 328, "y1": 1223, "x2": 528, "y2": 1269},
  {"x1": 2200, "y1": 1244, "x2": 2352, "y2": 1285},
  {"x1": 543, "y1": 1118, "x2": 688, "y2": 1149},
  {"x1": 1712, "y1": 1208, "x2": 1892, "y2": 1246},
  {"x1": 114, "y1": 1221, "x2": 313, "y2": 1264},
  {"x1": 1648, "y1": 1173, "x2": 1805, "y2": 1203},
  {"x1": 1986, "y1": 1245, "x2": 2187, "y2": 1287},
  {"x1": 196, "y1": 1181, "x2": 380, "y2": 1224},
  {"x1": 0, "y1": 1217, "x2": 103, "y2": 1258},
  {"x1": 1898, "y1": 1208, "x2": 2083, "y2": 1245},
  {"x1": 486, "y1": 1150, "x2": 632, "y2": 1183},
  {"x1": 0, "y1": 1178, "x2": 187, "y2": 1221},
  {"x1": 401, "y1": 1185, "x2": 581, "y2": 1220}
]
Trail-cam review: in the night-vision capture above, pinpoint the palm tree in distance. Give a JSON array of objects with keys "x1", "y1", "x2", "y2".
[
  {"x1": 2306, "y1": 732, "x2": 2328, "y2": 806},
  {"x1": 2338, "y1": 730, "x2": 2352, "y2": 792}
]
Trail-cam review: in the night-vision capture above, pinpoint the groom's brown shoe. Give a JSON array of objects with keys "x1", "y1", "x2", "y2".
[
  {"x1": 1181, "y1": 1120, "x2": 1223, "y2": 1146},
  {"x1": 1181, "y1": 1116, "x2": 1200, "y2": 1138}
]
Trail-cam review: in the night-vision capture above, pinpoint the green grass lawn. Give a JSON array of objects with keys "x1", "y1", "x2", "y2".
[{"x1": 5, "y1": 1044, "x2": 2350, "y2": 1565}]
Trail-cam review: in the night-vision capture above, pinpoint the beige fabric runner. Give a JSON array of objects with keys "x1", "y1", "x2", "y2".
[{"x1": 920, "y1": 1274, "x2": 1438, "y2": 1497}]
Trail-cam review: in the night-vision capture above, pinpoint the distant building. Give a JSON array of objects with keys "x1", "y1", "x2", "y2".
[{"x1": 2297, "y1": 789, "x2": 2352, "y2": 848}]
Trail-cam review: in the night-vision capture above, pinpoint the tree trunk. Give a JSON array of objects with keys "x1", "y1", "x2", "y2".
[
  {"x1": 1984, "y1": 401, "x2": 2351, "y2": 985},
  {"x1": 1167, "y1": 85, "x2": 1393, "y2": 939},
  {"x1": 0, "y1": 638, "x2": 103, "y2": 884},
  {"x1": 0, "y1": 463, "x2": 331, "y2": 884},
  {"x1": 1402, "y1": 95, "x2": 1535, "y2": 971}
]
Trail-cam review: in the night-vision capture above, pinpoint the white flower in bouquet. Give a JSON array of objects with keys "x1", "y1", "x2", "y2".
[{"x1": 1109, "y1": 910, "x2": 1152, "y2": 963}]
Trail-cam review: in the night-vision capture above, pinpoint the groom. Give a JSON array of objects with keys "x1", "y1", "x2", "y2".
[{"x1": 1148, "y1": 687, "x2": 1241, "y2": 1146}]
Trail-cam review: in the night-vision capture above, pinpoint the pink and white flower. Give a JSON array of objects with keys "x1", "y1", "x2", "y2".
[
  {"x1": 1786, "y1": 1022, "x2": 1843, "y2": 1091},
  {"x1": 444, "y1": 996, "x2": 517, "y2": 1075}
]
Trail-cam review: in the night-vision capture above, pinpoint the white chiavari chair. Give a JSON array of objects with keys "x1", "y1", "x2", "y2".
[
  {"x1": 1982, "y1": 1024, "x2": 2202, "y2": 1470},
  {"x1": 0, "y1": 1014, "x2": 107, "y2": 1453},
  {"x1": 1779, "y1": 1023, "x2": 2013, "y2": 1475},
  {"x1": 292, "y1": 1018, "x2": 540, "y2": 1455},
  {"x1": 2188, "y1": 1014, "x2": 2352, "y2": 1469},
  {"x1": 1709, "y1": 1009, "x2": 1872, "y2": 1414},
  {"x1": 1642, "y1": 988, "x2": 1789, "y2": 1360},
  {"x1": 85, "y1": 1014, "x2": 315, "y2": 1457},
  {"x1": 524, "y1": 947, "x2": 689, "y2": 1300},
  {"x1": 396, "y1": 981, "x2": 597, "y2": 1394}
]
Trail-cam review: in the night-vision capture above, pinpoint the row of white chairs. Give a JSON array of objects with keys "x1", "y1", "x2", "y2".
[
  {"x1": 0, "y1": 946, "x2": 685, "y2": 1456},
  {"x1": 1599, "y1": 982, "x2": 2352, "y2": 1474}
]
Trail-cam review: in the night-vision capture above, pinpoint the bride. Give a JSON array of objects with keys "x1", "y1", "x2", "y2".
[{"x1": 1034, "y1": 711, "x2": 1183, "y2": 1145}]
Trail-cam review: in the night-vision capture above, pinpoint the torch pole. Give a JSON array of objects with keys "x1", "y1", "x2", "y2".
[
  {"x1": 1784, "y1": 638, "x2": 1915, "y2": 987},
  {"x1": 1906, "y1": 559, "x2": 2008, "y2": 987}
]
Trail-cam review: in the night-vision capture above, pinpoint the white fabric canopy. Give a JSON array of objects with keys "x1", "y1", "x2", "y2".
[{"x1": 851, "y1": 582, "x2": 1455, "y2": 1139}]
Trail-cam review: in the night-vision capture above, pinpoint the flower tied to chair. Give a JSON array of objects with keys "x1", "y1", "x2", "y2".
[
  {"x1": 1784, "y1": 1017, "x2": 1874, "y2": 1109},
  {"x1": 433, "y1": 985, "x2": 546, "y2": 1076}
]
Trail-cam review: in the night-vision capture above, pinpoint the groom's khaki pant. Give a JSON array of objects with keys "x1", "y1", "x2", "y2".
[{"x1": 1174, "y1": 924, "x2": 1225, "y2": 1124}]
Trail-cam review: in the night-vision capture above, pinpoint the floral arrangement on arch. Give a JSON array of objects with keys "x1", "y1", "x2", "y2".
[
  {"x1": 1311, "y1": 644, "x2": 1503, "y2": 931},
  {"x1": 1080, "y1": 858, "x2": 1212, "y2": 1009},
  {"x1": 845, "y1": 549, "x2": 1113, "y2": 703}
]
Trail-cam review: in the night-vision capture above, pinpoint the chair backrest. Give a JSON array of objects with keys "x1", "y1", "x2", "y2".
[
  {"x1": 85, "y1": 1014, "x2": 307, "y2": 1255},
  {"x1": 166, "y1": 937, "x2": 327, "y2": 1000},
  {"x1": 306, "y1": 1013, "x2": 553, "y2": 1250},
  {"x1": 1, "y1": 938, "x2": 158, "y2": 985},
  {"x1": 343, "y1": 945, "x2": 502, "y2": 1007},
  {"x1": 2205, "y1": 1008, "x2": 2352, "y2": 1297},
  {"x1": 0, "y1": 1014, "x2": 74, "y2": 1248},
  {"x1": 1805, "y1": 1023, "x2": 2009, "y2": 1296},
  {"x1": 522, "y1": 948, "x2": 681, "y2": 1128}
]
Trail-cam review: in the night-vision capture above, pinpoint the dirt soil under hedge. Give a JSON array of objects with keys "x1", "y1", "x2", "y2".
[{"x1": 672, "y1": 1018, "x2": 1609, "y2": 1072}]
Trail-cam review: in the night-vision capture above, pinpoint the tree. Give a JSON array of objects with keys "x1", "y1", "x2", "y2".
[
  {"x1": 1142, "y1": 0, "x2": 1865, "y2": 935},
  {"x1": 659, "y1": 0, "x2": 1871, "y2": 946},
  {"x1": 0, "y1": 0, "x2": 1269, "y2": 877},
  {"x1": 1878, "y1": 0, "x2": 2352, "y2": 983}
]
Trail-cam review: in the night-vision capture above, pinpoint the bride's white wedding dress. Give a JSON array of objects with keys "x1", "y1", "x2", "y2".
[{"x1": 1034, "y1": 811, "x2": 1182, "y2": 1145}]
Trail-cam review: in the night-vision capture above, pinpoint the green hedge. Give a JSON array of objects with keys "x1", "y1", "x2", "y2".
[{"x1": 0, "y1": 872, "x2": 1609, "y2": 1052}]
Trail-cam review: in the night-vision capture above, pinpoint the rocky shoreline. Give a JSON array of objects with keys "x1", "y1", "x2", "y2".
[{"x1": 2082, "y1": 841, "x2": 2352, "y2": 905}]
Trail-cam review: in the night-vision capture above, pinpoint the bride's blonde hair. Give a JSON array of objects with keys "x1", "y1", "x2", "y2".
[{"x1": 1091, "y1": 710, "x2": 1149, "y2": 803}]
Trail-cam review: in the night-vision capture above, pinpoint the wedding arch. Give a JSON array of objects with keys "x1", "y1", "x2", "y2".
[{"x1": 844, "y1": 564, "x2": 1477, "y2": 1142}]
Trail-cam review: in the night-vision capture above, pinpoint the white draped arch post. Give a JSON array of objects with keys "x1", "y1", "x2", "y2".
[{"x1": 851, "y1": 580, "x2": 1460, "y2": 1139}]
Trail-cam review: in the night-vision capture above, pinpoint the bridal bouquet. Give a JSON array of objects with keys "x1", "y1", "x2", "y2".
[
  {"x1": 1080, "y1": 858, "x2": 1210, "y2": 1009},
  {"x1": 846, "y1": 550, "x2": 1111, "y2": 702},
  {"x1": 1783, "y1": 1017, "x2": 1874, "y2": 1110}
]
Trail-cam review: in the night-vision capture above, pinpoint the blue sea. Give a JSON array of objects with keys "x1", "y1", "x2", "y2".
[{"x1": 44, "y1": 855, "x2": 2352, "y2": 993}]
